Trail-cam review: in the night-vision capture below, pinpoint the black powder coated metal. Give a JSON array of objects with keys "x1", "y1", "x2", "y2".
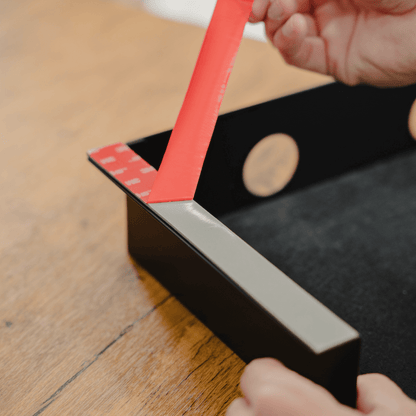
[
  {"x1": 127, "y1": 197, "x2": 360, "y2": 407},
  {"x1": 89, "y1": 82, "x2": 416, "y2": 409},
  {"x1": 129, "y1": 82, "x2": 416, "y2": 217}
]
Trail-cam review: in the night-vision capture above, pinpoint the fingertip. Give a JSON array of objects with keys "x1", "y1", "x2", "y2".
[
  {"x1": 241, "y1": 358, "x2": 285, "y2": 388},
  {"x1": 247, "y1": 357, "x2": 286, "y2": 369},
  {"x1": 357, "y1": 373, "x2": 412, "y2": 414},
  {"x1": 273, "y1": 14, "x2": 307, "y2": 55},
  {"x1": 281, "y1": 13, "x2": 307, "y2": 38},
  {"x1": 240, "y1": 358, "x2": 290, "y2": 408},
  {"x1": 358, "y1": 373, "x2": 400, "y2": 392},
  {"x1": 250, "y1": 0, "x2": 271, "y2": 22},
  {"x1": 248, "y1": 10, "x2": 258, "y2": 23}
]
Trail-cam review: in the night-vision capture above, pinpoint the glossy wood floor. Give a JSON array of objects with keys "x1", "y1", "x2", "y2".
[{"x1": 0, "y1": 1, "x2": 332, "y2": 414}]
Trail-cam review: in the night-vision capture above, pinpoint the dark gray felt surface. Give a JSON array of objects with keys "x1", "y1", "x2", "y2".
[{"x1": 220, "y1": 149, "x2": 416, "y2": 400}]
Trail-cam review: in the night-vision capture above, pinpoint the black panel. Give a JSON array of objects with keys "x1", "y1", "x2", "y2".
[
  {"x1": 128, "y1": 82, "x2": 416, "y2": 216},
  {"x1": 126, "y1": 196, "x2": 360, "y2": 407}
]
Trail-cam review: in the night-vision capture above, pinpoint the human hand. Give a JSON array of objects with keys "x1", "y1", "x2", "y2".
[
  {"x1": 226, "y1": 358, "x2": 416, "y2": 415},
  {"x1": 249, "y1": 0, "x2": 416, "y2": 86}
]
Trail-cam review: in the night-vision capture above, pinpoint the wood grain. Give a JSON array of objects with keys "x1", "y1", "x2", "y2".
[{"x1": 0, "y1": 1, "x2": 332, "y2": 415}]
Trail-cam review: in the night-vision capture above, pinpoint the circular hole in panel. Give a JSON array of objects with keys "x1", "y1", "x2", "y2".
[
  {"x1": 409, "y1": 99, "x2": 416, "y2": 140},
  {"x1": 243, "y1": 133, "x2": 299, "y2": 197}
]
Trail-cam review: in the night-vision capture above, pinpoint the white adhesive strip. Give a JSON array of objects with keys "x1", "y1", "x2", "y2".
[{"x1": 150, "y1": 200, "x2": 359, "y2": 354}]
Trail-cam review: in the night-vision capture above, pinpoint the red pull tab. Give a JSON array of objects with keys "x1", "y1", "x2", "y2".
[{"x1": 148, "y1": 0, "x2": 254, "y2": 204}]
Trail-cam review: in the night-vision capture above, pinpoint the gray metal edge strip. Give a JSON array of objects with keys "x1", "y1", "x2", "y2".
[{"x1": 149, "y1": 200, "x2": 359, "y2": 354}]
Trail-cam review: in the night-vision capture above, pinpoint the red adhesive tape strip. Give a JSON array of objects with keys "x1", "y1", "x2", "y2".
[
  {"x1": 148, "y1": 0, "x2": 254, "y2": 204},
  {"x1": 88, "y1": 143, "x2": 157, "y2": 203}
]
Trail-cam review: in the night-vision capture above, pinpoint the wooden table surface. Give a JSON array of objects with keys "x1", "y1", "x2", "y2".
[{"x1": 0, "y1": 1, "x2": 332, "y2": 415}]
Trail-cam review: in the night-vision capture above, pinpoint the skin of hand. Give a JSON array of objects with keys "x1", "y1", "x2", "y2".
[
  {"x1": 226, "y1": 358, "x2": 416, "y2": 416},
  {"x1": 249, "y1": 0, "x2": 416, "y2": 86}
]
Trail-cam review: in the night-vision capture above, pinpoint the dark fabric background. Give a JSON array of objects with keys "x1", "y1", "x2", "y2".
[{"x1": 220, "y1": 149, "x2": 416, "y2": 400}]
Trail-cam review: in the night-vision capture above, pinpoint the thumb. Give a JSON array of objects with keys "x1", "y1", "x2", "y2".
[{"x1": 357, "y1": 374, "x2": 416, "y2": 414}]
